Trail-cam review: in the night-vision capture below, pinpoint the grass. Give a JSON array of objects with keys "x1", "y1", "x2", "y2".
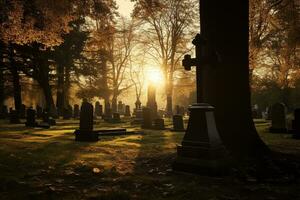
[{"x1": 0, "y1": 118, "x2": 299, "y2": 200}]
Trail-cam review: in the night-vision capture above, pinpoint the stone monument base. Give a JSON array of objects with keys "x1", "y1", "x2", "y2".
[
  {"x1": 172, "y1": 103, "x2": 231, "y2": 175},
  {"x1": 74, "y1": 130, "x2": 99, "y2": 142}
]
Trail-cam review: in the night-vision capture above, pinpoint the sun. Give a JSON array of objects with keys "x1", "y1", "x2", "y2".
[{"x1": 146, "y1": 69, "x2": 165, "y2": 86}]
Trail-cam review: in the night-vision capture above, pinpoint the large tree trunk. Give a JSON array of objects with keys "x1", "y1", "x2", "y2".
[
  {"x1": 0, "y1": 66, "x2": 4, "y2": 110},
  {"x1": 64, "y1": 66, "x2": 71, "y2": 106},
  {"x1": 38, "y1": 67, "x2": 56, "y2": 117},
  {"x1": 56, "y1": 64, "x2": 65, "y2": 116},
  {"x1": 200, "y1": 0, "x2": 268, "y2": 157},
  {"x1": 9, "y1": 45, "x2": 22, "y2": 113}
]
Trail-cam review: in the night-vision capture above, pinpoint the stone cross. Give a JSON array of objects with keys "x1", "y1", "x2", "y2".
[{"x1": 182, "y1": 34, "x2": 219, "y2": 103}]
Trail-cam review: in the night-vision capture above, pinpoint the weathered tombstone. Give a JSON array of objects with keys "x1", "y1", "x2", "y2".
[
  {"x1": 141, "y1": 107, "x2": 152, "y2": 129},
  {"x1": 20, "y1": 104, "x2": 26, "y2": 118},
  {"x1": 154, "y1": 118, "x2": 165, "y2": 130},
  {"x1": 73, "y1": 104, "x2": 80, "y2": 119},
  {"x1": 172, "y1": 115, "x2": 185, "y2": 131},
  {"x1": 42, "y1": 110, "x2": 49, "y2": 123},
  {"x1": 146, "y1": 84, "x2": 158, "y2": 119},
  {"x1": 131, "y1": 108, "x2": 143, "y2": 125},
  {"x1": 36, "y1": 105, "x2": 43, "y2": 118},
  {"x1": 95, "y1": 101, "x2": 103, "y2": 117},
  {"x1": 9, "y1": 110, "x2": 20, "y2": 124},
  {"x1": 291, "y1": 109, "x2": 300, "y2": 139},
  {"x1": 103, "y1": 102, "x2": 112, "y2": 121},
  {"x1": 63, "y1": 105, "x2": 73, "y2": 120},
  {"x1": 25, "y1": 108, "x2": 37, "y2": 127},
  {"x1": 173, "y1": 34, "x2": 229, "y2": 175},
  {"x1": 117, "y1": 101, "x2": 125, "y2": 114},
  {"x1": 75, "y1": 101, "x2": 98, "y2": 141},
  {"x1": 269, "y1": 103, "x2": 287, "y2": 133},
  {"x1": 112, "y1": 112, "x2": 121, "y2": 123},
  {"x1": 124, "y1": 105, "x2": 131, "y2": 117}
]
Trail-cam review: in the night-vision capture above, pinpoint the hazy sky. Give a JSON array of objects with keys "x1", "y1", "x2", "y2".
[{"x1": 116, "y1": 0, "x2": 135, "y2": 17}]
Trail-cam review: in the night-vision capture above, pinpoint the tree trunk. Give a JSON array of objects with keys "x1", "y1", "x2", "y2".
[
  {"x1": 9, "y1": 45, "x2": 22, "y2": 113},
  {"x1": 112, "y1": 92, "x2": 117, "y2": 113},
  {"x1": 200, "y1": 0, "x2": 268, "y2": 157},
  {"x1": 0, "y1": 66, "x2": 4, "y2": 109},
  {"x1": 56, "y1": 64, "x2": 65, "y2": 116},
  {"x1": 64, "y1": 66, "x2": 71, "y2": 106},
  {"x1": 38, "y1": 67, "x2": 57, "y2": 117}
]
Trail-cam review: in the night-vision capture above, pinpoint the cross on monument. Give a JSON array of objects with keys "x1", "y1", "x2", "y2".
[{"x1": 173, "y1": 34, "x2": 229, "y2": 175}]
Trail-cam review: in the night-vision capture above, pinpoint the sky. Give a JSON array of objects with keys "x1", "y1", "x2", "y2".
[{"x1": 116, "y1": 0, "x2": 135, "y2": 18}]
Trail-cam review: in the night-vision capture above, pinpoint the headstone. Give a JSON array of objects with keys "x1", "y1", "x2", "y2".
[
  {"x1": 269, "y1": 103, "x2": 287, "y2": 133},
  {"x1": 131, "y1": 108, "x2": 143, "y2": 124},
  {"x1": 41, "y1": 110, "x2": 56, "y2": 125},
  {"x1": 172, "y1": 115, "x2": 185, "y2": 131},
  {"x1": 142, "y1": 107, "x2": 152, "y2": 129},
  {"x1": 20, "y1": 104, "x2": 26, "y2": 118},
  {"x1": 291, "y1": 109, "x2": 300, "y2": 139},
  {"x1": 36, "y1": 105, "x2": 43, "y2": 118},
  {"x1": 154, "y1": 118, "x2": 165, "y2": 130},
  {"x1": 63, "y1": 105, "x2": 73, "y2": 120},
  {"x1": 73, "y1": 104, "x2": 80, "y2": 118},
  {"x1": 9, "y1": 110, "x2": 20, "y2": 124},
  {"x1": 124, "y1": 105, "x2": 131, "y2": 117},
  {"x1": 146, "y1": 84, "x2": 158, "y2": 119},
  {"x1": 112, "y1": 112, "x2": 121, "y2": 123},
  {"x1": 117, "y1": 101, "x2": 125, "y2": 114},
  {"x1": 173, "y1": 34, "x2": 229, "y2": 175},
  {"x1": 25, "y1": 108, "x2": 37, "y2": 127},
  {"x1": 104, "y1": 102, "x2": 112, "y2": 121},
  {"x1": 95, "y1": 101, "x2": 103, "y2": 117},
  {"x1": 166, "y1": 96, "x2": 173, "y2": 117},
  {"x1": 75, "y1": 101, "x2": 98, "y2": 141}
]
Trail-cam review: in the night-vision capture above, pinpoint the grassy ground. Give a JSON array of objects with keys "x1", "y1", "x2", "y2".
[{"x1": 0, "y1": 118, "x2": 299, "y2": 200}]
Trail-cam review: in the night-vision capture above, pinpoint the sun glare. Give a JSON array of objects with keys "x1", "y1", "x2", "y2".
[{"x1": 146, "y1": 69, "x2": 165, "y2": 86}]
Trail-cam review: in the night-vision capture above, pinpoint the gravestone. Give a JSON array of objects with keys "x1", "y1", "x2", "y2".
[
  {"x1": 269, "y1": 103, "x2": 287, "y2": 133},
  {"x1": 95, "y1": 101, "x2": 103, "y2": 117},
  {"x1": 291, "y1": 109, "x2": 300, "y2": 139},
  {"x1": 73, "y1": 104, "x2": 80, "y2": 119},
  {"x1": 20, "y1": 104, "x2": 26, "y2": 118},
  {"x1": 25, "y1": 108, "x2": 37, "y2": 127},
  {"x1": 42, "y1": 110, "x2": 56, "y2": 126},
  {"x1": 103, "y1": 102, "x2": 112, "y2": 121},
  {"x1": 75, "y1": 101, "x2": 98, "y2": 142},
  {"x1": 172, "y1": 115, "x2": 185, "y2": 131},
  {"x1": 154, "y1": 118, "x2": 165, "y2": 130},
  {"x1": 112, "y1": 112, "x2": 121, "y2": 123},
  {"x1": 117, "y1": 101, "x2": 125, "y2": 114},
  {"x1": 173, "y1": 34, "x2": 229, "y2": 175},
  {"x1": 142, "y1": 107, "x2": 152, "y2": 129},
  {"x1": 131, "y1": 108, "x2": 143, "y2": 125},
  {"x1": 63, "y1": 105, "x2": 73, "y2": 120},
  {"x1": 36, "y1": 105, "x2": 43, "y2": 118},
  {"x1": 124, "y1": 105, "x2": 131, "y2": 117},
  {"x1": 146, "y1": 84, "x2": 158, "y2": 119},
  {"x1": 9, "y1": 110, "x2": 20, "y2": 124}
]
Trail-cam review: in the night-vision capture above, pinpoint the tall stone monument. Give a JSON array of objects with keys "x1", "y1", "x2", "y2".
[
  {"x1": 172, "y1": 33, "x2": 229, "y2": 175},
  {"x1": 146, "y1": 84, "x2": 158, "y2": 119}
]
